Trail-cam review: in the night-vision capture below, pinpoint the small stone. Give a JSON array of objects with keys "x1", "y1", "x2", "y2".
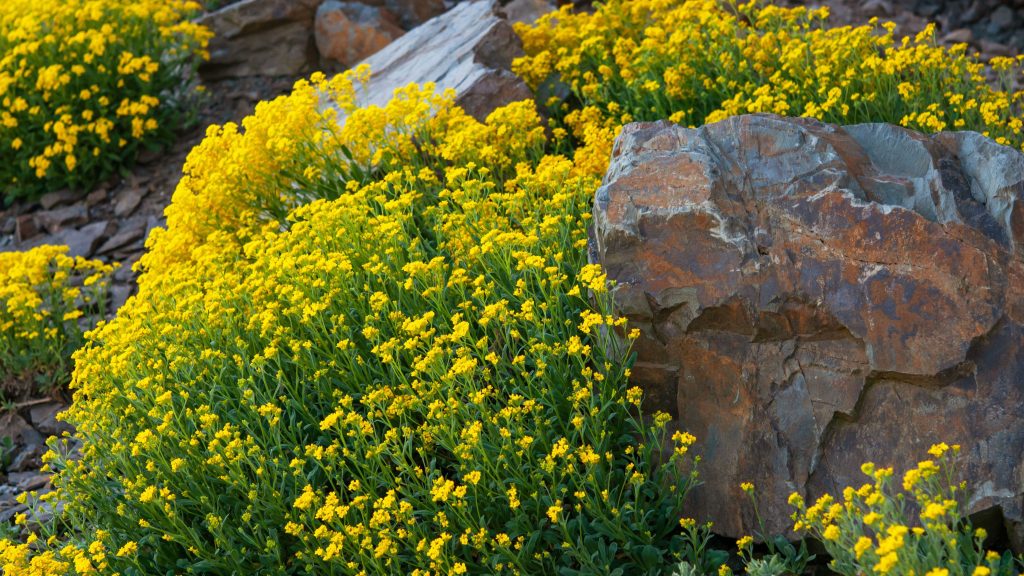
[
  {"x1": 35, "y1": 203, "x2": 87, "y2": 234},
  {"x1": 0, "y1": 504, "x2": 27, "y2": 524},
  {"x1": 980, "y1": 38, "x2": 1016, "y2": 57},
  {"x1": 0, "y1": 413, "x2": 35, "y2": 446},
  {"x1": 860, "y1": 0, "x2": 892, "y2": 17},
  {"x1": 96, "y1": 220, "x2": 146, "y2": 255},
  {"x1": 15, "y1": 474, "x2": 49, "y2": 493},
  {"x1": 28, "y1": 403, "x2": 68, "y2": 438},
  {"x1": 113, "y1": 261, "x2": 137, "y2": 283},
  {"x1": 943, "y1": 27, "x2": 974, "y2": 44},
  {"x1": 114, "y1": 186, "x2": 147, "y2": 218},
  {"x1": 376, "y1": 0, "x2": 445, "y2": 29},
  {"x1": 917, "y1": 1, "x2": 941, "y2": 17},
  {"x1": 8, "y1": 444, "x2": 46, "y2": 473},
  {"x1": 0, "y1": 216, "x2": 13, "y2": 237},
  {"x1": 110, "y1": 284, "x2": 133, "y2": 312},
  {"x1": 58, "y1": 220, "x2": 114, "y2": 258},
  {"x1": 85, "y1": 189, "x2": 108, "y2": 207},
  {"x1": 14, "y1": 214, "x2": 38, "y2": 242},
  {"x1": 38, "y1": 189, "x2": 78, "y2": 210},
  {"x1": 990, "y1": 5, "x2": 1016, "y2": 32},
  {"x1": 500, "y1": 0, "x2": 556, "y2": 24},
  {"x1": 5, "y1": 472, "x2": 36, "y2": 487}
]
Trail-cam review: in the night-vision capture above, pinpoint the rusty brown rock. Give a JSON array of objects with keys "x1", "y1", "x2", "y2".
[
  {"x1": 315, "y1": 1, "x2": 404, "y2": 69},
  {"x1": 592, "y1": 115, "x2": 1024, "y2": 548}
]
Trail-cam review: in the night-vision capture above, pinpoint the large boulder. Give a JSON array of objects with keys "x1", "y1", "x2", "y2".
[
  {"x1": 591, "y1": 115, "x2": 1024, "y2": 548},
  {"x1": 197, "y1": 0, "x2": 322, "y2": 79},
  {"x1": 349, "y1": 0, "x2": 534, "y2": 121}
]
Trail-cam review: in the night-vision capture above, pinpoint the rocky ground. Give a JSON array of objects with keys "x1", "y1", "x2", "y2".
[{"x1": 0, "y1": 0, "x2": 1019, "y2": 543}]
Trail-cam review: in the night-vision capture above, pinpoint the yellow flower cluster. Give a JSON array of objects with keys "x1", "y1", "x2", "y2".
[
  {"x1": 0, "y1": 245, "x2": 114, "y2": 397},
  {"x1": 513, "y1": 0, "x2": 1024, "y2": 175},
  {"x1": 0, "y1": 70, "x2": 701, "y2": 574},
  {"x1": 0, "y1": 0, "x2": 210, "y2": 200},
  {"x1": 789, "y1": 444, "x2": 1016, "y2": 576}
]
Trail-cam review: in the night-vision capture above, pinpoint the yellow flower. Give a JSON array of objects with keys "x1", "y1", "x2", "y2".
[
  {"x1": 874, "y1": 552, "x2": 899, "y2": 574},
  {"x1": 822, "y1": 524, "x2": 840, "y2": 541},
  {"x1": 546, "y1": 502, "x2": 561, "y2": 523}
]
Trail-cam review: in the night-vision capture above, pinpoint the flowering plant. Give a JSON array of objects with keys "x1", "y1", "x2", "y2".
[
  {"x1": 0, "y1": 70, "x2": 703, "y2": 575},
  {"x1": 513, "y1": 0, "x2": 1024, "y2": 175},
  {"x1": 0, "y1": 245, "x2": 114, "y2": 399},
  {"x1": 789, "y1": 444, "x2": 1020, "y2": 576},
  {"x1": 0, "y1": 0, "x2": 210, "y2": 201}
]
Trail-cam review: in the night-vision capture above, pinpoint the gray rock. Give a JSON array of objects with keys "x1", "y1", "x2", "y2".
[
  {"x1": 85, "y1": 188, "x2": 108, "y2": 207},
  {"x1": 0, "y1": 414, "x2": 38, "y2": 448},
  {"x1": 592, "y1": 115, "x2": 1024, "y2": 550},
  {"x1": 943, "y1": 27, "x2": 974, "y2": 44},
  {"x1": 145, "y1": 215, "x2": 165, "y2": 237},
  {"x1": 55, "y1": 221, "x2": 114, "y2": 258},
  {"x1": 14, "y1": 474, "x2": 48, "y2": 493},
  {"x1": 28, "y1": 402, "x2": 70, "y2": 438},
  {"x1": 8, "y1": 444, "x2": 46, "y2": 473},
  {"x1": 989, "y1": 5, "x2": 1016, "y2": 32},
  {"x1": 980, "y1": 38, "x2": 1016, "y2": 57},
  {"x1": 343, "y1": 0, "x2": 534, "y2": 122},
  {"x1": 0, "y1": 214, "x2": 14, "y2": 236},
  {"x1": 0, "y1": 504, "x2": 27, "y2": 524},
  {"x1": 113, "y1": 186, "x2": 147, "y2": 218},
  {"x1": 35, "y1": 204, "x2": 87, "y2": 234},
  {"x1": 38, "y1": 190, "x2": 78, "y2": 210},
  {"x1": 197, "y1": 0, "x2": 321, "y2": 79},
  {"x1": 110, "y1": 284, "x2": 133, "y2": 312},
  {"x1": 96, "y1": 220, "x2": 147, "y2": 255}
]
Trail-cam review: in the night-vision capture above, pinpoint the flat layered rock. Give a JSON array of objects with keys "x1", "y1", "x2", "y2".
[
  {"x1": 592, "y1": 114, "x2": 1024, "y2": 548},
  {"x1": 348, "y1": 0, "x2": 534, "y2": 121}
]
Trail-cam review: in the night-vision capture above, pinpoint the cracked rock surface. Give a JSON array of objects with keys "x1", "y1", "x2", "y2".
[{"x1": 592, "y1": 114, "x2": 1024, "y2": 548}]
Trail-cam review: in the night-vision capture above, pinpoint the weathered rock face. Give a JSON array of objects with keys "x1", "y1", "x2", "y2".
[
  {"x1": 591, "y1": 115, "x2": 1024, "y2": 548},
  {"x1": 315, "y1": 0, "x2": 404, "y2": 69},
  {"x1": 350, "y1": 0, "x2": 534, "y2": 121},
  {"x1": 197, "y1": 0, "x2": 322, "y2": 79}
]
